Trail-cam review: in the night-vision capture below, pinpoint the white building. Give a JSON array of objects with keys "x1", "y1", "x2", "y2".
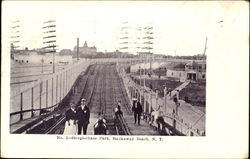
[{"x1": 166, "y1": 61, "x2": 206, "y2": 82}]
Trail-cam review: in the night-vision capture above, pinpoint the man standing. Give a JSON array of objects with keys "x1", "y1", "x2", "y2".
[
  {"x1": 77, "y1": 98, "x2": 90, "y2": 135},
  {"x1": 132, "y1": 99, "x2": 143, "y2": 125}
]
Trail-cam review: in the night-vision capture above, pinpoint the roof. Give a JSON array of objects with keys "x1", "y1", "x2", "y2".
[
  {"x1": 166, "y1": 62, "x2": 186, "y2": 71},
  {"x1": 186, "y1": 61, "x2": 199, "y2": 67},
  {"x1": 187, "y1": 70, "x2": 197, "y2": 74}
]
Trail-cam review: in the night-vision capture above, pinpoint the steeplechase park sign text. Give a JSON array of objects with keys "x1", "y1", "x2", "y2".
[{"x1": 57, "y1": 136, "x2": 164, "y2": 142}]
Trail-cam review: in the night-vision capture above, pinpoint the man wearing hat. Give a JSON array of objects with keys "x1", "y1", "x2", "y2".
[
  {"x1": 132, "y1": 98, "x2": 143, "y2": 125},
  {"x1": 76, "y1": 98, "x2": 90, "y2": 135}
]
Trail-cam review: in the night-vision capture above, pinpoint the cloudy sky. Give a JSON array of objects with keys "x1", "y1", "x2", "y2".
[{"x1": 2, "y1": 1, "x2": 248, "y2": 55}]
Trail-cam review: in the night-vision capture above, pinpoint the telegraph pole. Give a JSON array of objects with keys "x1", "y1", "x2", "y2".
[
  {"x1": 142, "y1": 23, "x2": 154, "y2": 114},
  {"x1": 10, "y1": 20, "x2": 20, "y2": 57},
  {"x1": 52, "y1": 44, "x2": 55, "y2": 73},
  {"x1": 203, "y1": 37, "x2": 208, "y2": 56},
  {"x1": 42, "y1": 20, "x2": 57, "y2": 73},
  {"x1": 163, "y1": 85, "x2": 167, "y2": 113},
  {"x1": 77, "y1": 38, "x2": 79, "y2": 61}
]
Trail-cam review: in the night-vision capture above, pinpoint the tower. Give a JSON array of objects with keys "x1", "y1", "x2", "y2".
[{"x1": 84, "y1": 41, "x2": 88, "y2": 47}]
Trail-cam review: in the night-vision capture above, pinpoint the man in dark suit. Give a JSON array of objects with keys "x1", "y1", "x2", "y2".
[
  {"x1": 132, "y1": 99, "x2": 143, "y2": 125},
  {"x1": 76, "y1": 98, "x2": 90, "y2": 135}
]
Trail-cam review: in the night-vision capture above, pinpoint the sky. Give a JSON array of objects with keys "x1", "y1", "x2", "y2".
[{"x1": 2, "y1": 1, "x2": 249, "y2": 55}]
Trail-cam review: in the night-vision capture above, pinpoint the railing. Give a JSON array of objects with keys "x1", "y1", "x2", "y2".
[
  {"x1": 118, "y1": 64, "x2": 205, "y2": 136},
  {"x1": 115, "y1": 114, "x2": 131, "y2": 135},
  {"x1": 10, "y1": 59, "x2": 91, "y2": 125},
  {"x1": 44, "y1": 64, "x2": 95, "y2": 134},
  {"x1": 45, "y1": 115, "x2": 66, "y2": 134}
]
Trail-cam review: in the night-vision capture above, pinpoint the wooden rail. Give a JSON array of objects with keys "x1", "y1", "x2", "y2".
[
  {"x1": 45, "y1": 65, "x2": 95, "y2": 134},
  {"x1": 11, "y1": 65, "x2": 92, "y2": 133},
  {"x1": 117, "y1": 114, "x2": 131, "y2": 135},
  {"x1": 119, "y1": 65, "x2": 203, "y2": 136}
]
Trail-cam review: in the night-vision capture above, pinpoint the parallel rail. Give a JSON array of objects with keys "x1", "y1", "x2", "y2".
[
  {"x1": 45, "y1": 65, "x2": 96, "y2": 134},
  {"x1": 87, "y1": 64, "x2": 131, "y2": 135},
  {"x1": 45, "y1": 63, "x2": 131, "y2": 135}
]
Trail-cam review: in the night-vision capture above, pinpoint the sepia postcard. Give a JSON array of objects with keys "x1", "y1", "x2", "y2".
[{"x1": 1, "y1": 0, "x2": 249, "y2": 158}]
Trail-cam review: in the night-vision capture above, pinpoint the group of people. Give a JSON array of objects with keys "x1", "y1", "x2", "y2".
[
  {"x1": 64, "y1": 96, "x2": 169, "y2": 135},
  {"x1": 64, "y1": 99, "x2": 123, "y2": 135},
  {"x1": 63, "y1": 98, "x2": 90, "y2": 135},
  {"x1": 131, "y1": 97, "x2": 166, "y2": 129}
]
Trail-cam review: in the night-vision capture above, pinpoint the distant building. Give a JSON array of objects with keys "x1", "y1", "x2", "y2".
[
  {"x1": 59, "y1": 49, "x2": 73, "y2": 56},
  {"x1": 11, "y1": 47, "x2": 73, "y2": 64},
  {"x1": 138, "y1": 52, "x2": 153, "y2": 58},
  {"x1": 73, "y1": 41, "x2": 97, "y2": 55},
  {"x1": 185, "y1": 61, "x2": 206, "y2": 81},
  {"x1": 166, "y1": 61, "x2": 206, "y2": 82},
  {"x1": 11, "y1": 47, "x2": 37, "y2": 55}
]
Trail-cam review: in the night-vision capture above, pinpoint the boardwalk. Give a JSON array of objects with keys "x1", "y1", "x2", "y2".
[
  {"x1": 81, "y1": 63, "x2": 159, "y2": 135},
  {"x1": 11, "y1": 63, "x2": 160, "y2": 135}
]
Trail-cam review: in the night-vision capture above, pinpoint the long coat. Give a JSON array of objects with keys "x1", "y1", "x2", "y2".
[
  {"x1": 132, "y1": 101, "x2": 143, "y2": 114},
  {"x1": 76, "y1": 105, "x2": 90, "y2": 125}
]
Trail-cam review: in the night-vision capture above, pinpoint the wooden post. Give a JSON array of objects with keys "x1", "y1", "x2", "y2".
[
  {"x1": 65, "y1": 71, "x2": 67, "y2": 94},
  {"x1": 131, "y1": 87, "x2": 133, "y2": 98},
  {"x1": 46, "y1": 80, "x2": 48, "y2": 108},
  {"x1": 69, "y1": 69, "x2": 71, "y2": 90},
  {"x1": 175, "y1": 102, "x2": 179, "y2": 116},
  {"x1": 140, "y1": 89, "x2": 142, "y2": 104},
  {"x1": 140, "y1": 89, "x2": 143, "y2": 109},
  {"x1": 130, "y1": 87, "x2": 133, "y2": 98},
  {"x1": 77, "y1": 38, "x2": 79, "y2": 61},
  {"x1": 56, "y1": 75, "x2": 58, "y2": 104},
  {"x1": 66, "y1": 70, "x2": 68, "y2": 92},
  {"x1": 173, "y1": 118, "x2": 176, "y2": 133},
  {"x1": 31, "y1": 87, "x2": 34, "y2": 117},
  {"x1": 63, "y1": 72, "x2": 65, "y2": 96},
  {"x1": 143, "y1": 92, "x2": 146, "y2": 113},
  {"x1": 62, "y1": 73, "x2": 64, "y2": 98},
  {"x1": 68, "y1": 70, "x2": 70, "y2": 92},
  {"x1": 139, "y1": 66, "x2": 141, "y2": 86},
  {"x1": 52, "y1": 78, "x2": 54, "y2": 107},
  {"x1": 65, "y1": 71, "x2": 67, "y2": 93},
  {"x1": 156, "y1": 91, "x2": 158, "y2": 108},
  {"x1": 143, "y1": 68, "x2": 146, "y2": 114},
  {"x1": 149, "y1": 90, "x2": 152, "y2": 114},
  {"x1": 164, "y1": 87, "x2": 167, "y2": 114},
  {"x1": 62, "y1": 73, "x2": 64, "y2": 97},
  {"x1": 60, "y1": 74, "x2": 62, "y2": 101},
  {"x1": 39, "y1": 82, "x2": 42, "y2": 110},
  {"x1": 20, "y1": 92, "x2": 23, "y2": 120}
]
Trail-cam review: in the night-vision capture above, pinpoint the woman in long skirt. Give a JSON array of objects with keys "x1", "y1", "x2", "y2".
[{"x1": 63, "y1": 102, "x2": 78, "y2": 135}]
